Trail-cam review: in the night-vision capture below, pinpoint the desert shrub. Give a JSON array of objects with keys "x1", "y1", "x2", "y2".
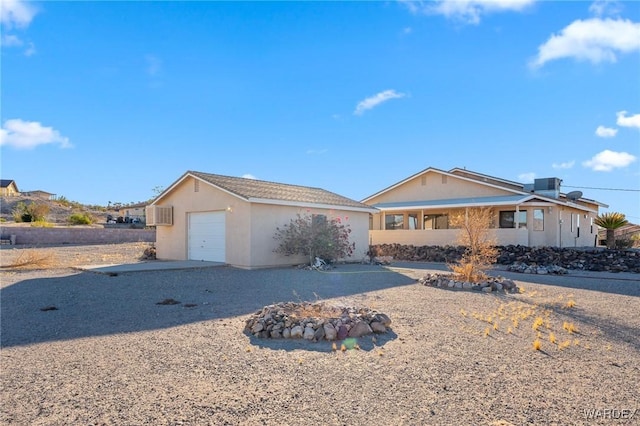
[
  {"x1": 12, "y1": 201, "x2": 49, "y2": 222},
  {"x1": 273, "y1": 213, "x2": 355, "y2": 265},
  {"x1": 448, "y1": 207, "x2": 498, "y2": 283},
  {"x1": 68, "y1": 213, "x2": 93, "y2": 225},
  {"x1": 614, "y1": 237, "x2": 635, "y2": 250}
]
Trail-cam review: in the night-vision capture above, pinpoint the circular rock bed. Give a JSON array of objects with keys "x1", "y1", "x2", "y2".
[
  {"x1": 244, "y1": 302, "x2": 392, "y2": 342},
  {"x1": 419, "y1": 273, "x2": 519, "y2": 293}
]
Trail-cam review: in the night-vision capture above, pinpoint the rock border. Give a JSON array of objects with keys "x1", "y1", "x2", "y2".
[
  {"x1": 244, "y1": 302, "x2": 392, "y2": 342},
  {"x1": 419, "y1": 273, "x2": 519, "y2": 293}
]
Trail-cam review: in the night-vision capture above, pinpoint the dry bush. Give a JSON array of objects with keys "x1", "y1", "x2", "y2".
[
  {"x1": 3, "y1": 249, "x2": 59, "y2": 270},
  {"x1": 448, "y1": 207, "x2": 498, "y2": 283}
]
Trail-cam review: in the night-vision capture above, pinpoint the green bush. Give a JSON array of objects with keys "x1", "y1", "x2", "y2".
[{"x1": 68, "y1": 213, "x2": 93, "y2": 225}]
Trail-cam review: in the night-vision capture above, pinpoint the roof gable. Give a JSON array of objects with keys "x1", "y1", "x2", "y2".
[
  {"x1": 362, "y1": 167, "x2": 526, "y2": 203},
  {"x1": 0, "y1": 179, "x2": 17, "y2": 189},
  {"x1": 153, "y1": 171, "x2": 377, "y2": 212}
]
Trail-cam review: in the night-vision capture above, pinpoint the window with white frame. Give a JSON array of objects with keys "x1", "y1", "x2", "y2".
[
  {"x1": 385, "y1": 214, "x2": 404, "y2": 230},
  {"x1": 499, "y1": 210, "x2": 527, "y2": 229}
]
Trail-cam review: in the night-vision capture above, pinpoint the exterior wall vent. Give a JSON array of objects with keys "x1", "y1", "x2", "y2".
[{"x1": 146, "y1": 206, "x2": 173, "y2": 226}]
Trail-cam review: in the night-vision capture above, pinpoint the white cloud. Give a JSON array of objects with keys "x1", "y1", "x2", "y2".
[
  {"x1": 354, "y1": 90, "x2": 406, "y2": 115},
  {"x1": 582, "y1": 149, "x2": 636, "y2": 171},
  {"x1": 0, "y1": 119, "x2": 71, "y2": 150},
  {"x1": 595, "y1": 125, "x2": 618, "y2": 138},
  {"x1": 616, "y1": 110, "x2": 640, "y2": 128},
  {"x1": 518, "y1": 172, "x2": 536, "y2": 182},
  {"x1": 403, "y1": 27, "x2": 413, "y2": 34},
  {"x1": 24, "y1": 41, "x2": 35, "y2": 56},
  {"x1": 400, "y1": 0, "x2": 535, "y2": 24},
  {"x1": 0, "y1": 0, "x2": 37, "y2": 29},
  {"x1": 589, "y1": 0, "x2": 622, "y2": 17},
  {"x1": 1, "y1": 33, "x2": 22, "y2": 46},
  {"x1": 530, "y1": 18, "x2": 640, "y2": 68},
  {"x1": 552, "y1": 160, "x2": 575, "y2": 170},
  {"x1": 242, "y1": 174, "x2": 257, "y2": 180}
]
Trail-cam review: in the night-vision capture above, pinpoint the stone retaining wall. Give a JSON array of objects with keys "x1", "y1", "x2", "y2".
[
  {"x1": 369, "y1": 244, "x2": 640, "y2": 273},
  {"x1": 0, "y1": 226, "x2": 155, "y2": 245}
]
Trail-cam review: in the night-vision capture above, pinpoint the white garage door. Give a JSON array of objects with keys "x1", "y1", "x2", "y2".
[{"x1": 188, "y1": 211, "x2": 226, "y2": 262}]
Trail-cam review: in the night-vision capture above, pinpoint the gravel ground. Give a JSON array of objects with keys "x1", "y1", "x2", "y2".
[{"x1": 1, "y1": 244, "x2": 639, "y2": 425}]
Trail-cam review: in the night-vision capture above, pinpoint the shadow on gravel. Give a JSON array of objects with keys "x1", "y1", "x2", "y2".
[
  {"x1": 248, "y1": 330, "x2": 399, "y2": 353},
  {"x1": 0, "y1": 265, "x2": 416, "y2": 348}
]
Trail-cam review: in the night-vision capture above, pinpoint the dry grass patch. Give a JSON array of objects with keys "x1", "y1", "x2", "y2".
[{"x1": 1, "y1": 249, "x2": 59, "y2": 270}]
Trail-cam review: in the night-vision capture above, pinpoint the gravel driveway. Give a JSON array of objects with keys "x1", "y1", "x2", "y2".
[{"x1": 1, "y1": 244, "x2": 639, "y2": 425}]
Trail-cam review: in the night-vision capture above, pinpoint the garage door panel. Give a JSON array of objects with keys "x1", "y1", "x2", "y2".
[{"x1": 188, "y1": 212, "x2": 225, "y2": 262}]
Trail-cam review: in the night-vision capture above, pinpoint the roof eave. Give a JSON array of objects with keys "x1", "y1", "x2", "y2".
[{"x1": 249, "y1": 197, "x2": 378, "y2": 214}]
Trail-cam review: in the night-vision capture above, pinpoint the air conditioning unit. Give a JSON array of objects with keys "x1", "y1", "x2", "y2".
[
  {"x1": 533, "y1": 178, "x2": 561, "y2": 198},
  {"x1": 146, "y1": 205, "x2": 173, "y2": 226}
]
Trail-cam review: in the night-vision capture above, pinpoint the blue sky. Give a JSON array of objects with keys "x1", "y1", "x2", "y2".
[{"x1": 1, "y1": 0, "x2": 639, "y2": 220}]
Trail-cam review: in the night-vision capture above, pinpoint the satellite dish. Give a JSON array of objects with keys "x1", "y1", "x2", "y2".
[{"x1": 566, "y1": 191, "x2": 583, "y2": 201}]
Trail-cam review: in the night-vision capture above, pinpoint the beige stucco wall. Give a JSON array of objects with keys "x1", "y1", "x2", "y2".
[
  {"x1": 245, "y1": 204, "x2": 370, "y2": 269},
  {"x1": 154, "y1": 176, "x2": 371, "y2": 268},
  {"x1": 154, "y1": 176, "x2": 252, "y2": 265},
  {"x1": 367, "y1": 171, "x2": 510, "y2": 205}
]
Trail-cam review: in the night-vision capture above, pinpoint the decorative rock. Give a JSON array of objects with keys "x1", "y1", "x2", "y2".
[
  {"x1": 313, "y1": 326, "x2": 325, "y2": 341},
  {"x1": 454, "y1": 282, "x2": 463, "y2": 289},
  {"x1": 270, "y1": 329, "x2": 282, "y2": 339},
  {"x1": 348, "y1": 321, "x2": 373, "y2": 338},
  {"x1": 323, "y1": 323, "x2": 337, "y2": 341},
  {"x1": 370, "y1": 321, "x2": 387, "y2": 333},
  {"x1": 245, "y1": 302, "x2": 392, "y2": 341},
  {"x1": 462, "y1": 282, "x2": 472, "y2": 290},
  {"x1": 290, "y1": 325, "x2": 303, "y2": 339},
  {"x1": 337, "y1": 325, "x2": 349, "y2": 340},
  {"x1": 303, "y1": 326, "x2": 315, "y2": 340},
  {"x1": 482, "y1": 286, "x2": 492, "y2": 293},
  {"x1": 374, "y1": 313, "x2": 392, "y2": 326}
]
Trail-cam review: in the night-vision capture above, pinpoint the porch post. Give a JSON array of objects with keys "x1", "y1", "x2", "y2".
[{"x1": 515, "y1": 205, "x2": 520, "y2": 229}]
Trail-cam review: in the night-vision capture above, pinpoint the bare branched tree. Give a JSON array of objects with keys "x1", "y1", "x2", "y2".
[{"x1": 448, "y1": 207, "x2": 498, "y2": 283}]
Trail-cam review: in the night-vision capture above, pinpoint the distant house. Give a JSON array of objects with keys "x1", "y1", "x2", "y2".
[
  {"x1": 23, "y1": 190, "x2": 56, "y2": 200},
  {"x1": 118, "y1": 202, "x2": 147, "y2": 222},
  {"x1": 363, "y1": 167, "x2": 607, "y2": 248},
  {"x1": 0, "y1": 180, "x2": 20, "y2": 197},
  {"x1": 147, "y1": 171, "x2": 377, "y2": 269},
  {"x1": 598, "y1": 223, "x2": 640, "y2": 247}
]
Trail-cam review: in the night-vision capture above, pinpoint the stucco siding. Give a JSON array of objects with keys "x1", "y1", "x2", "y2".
[
  {"x1": 155, "y1": 176, "x2": 251, "y2": 263},
  {"x1": 368, "y1": 171, "x2": 512, "y2": 205},
  {"x1": 246, "y1": 204, "x2": 370, "y2": 268}
]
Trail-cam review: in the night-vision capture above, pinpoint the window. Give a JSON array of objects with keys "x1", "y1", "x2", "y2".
[
  {"x1": 533, "y1": 209, "x2": 544, "y2": 231},
  {"x1": 424, "y1": 214, "x2": 449, "y2": 230},
  {"x1": 312, "y1": 214, "x2": 327, "y2": 228},
  {"x1": 408, "y1": 213, "x2": 419, "y2": 230},
  {"x1": 499, "y1": 211, "x2": 527, "y2": 228},
  {"x1": 385, "y1": 214, "x2": 404, "y2": 230}
]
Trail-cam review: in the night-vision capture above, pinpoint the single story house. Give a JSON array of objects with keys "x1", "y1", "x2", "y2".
[
  {"x1": 0, "y1": 180, "x2": 20, "y2": 197},
  {"x1": 23, "y1": 190, "x2": 56, "y2": 200},
  {"x1": 363, "y1": 167, "x2": 607, "y2": 248},
  {"x1": 118, "y1": 202, "x2": 147, "y2": 223},
  {"x1": 147, "y1": 171, "x2": 377, "y2": 269}
]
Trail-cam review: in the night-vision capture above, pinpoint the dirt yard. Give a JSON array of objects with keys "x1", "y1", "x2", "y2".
[{"x1": 1, "y1": 244, "x2": 638, "y2": 425}]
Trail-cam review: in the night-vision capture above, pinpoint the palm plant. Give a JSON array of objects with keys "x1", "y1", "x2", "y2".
[{"x1": 594, "y1": 212, "x2": 628, "y2": 249}]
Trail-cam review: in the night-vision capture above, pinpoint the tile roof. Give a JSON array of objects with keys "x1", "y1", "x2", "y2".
[
  {"x1": 189, "y1": 171, "x2": 374, "y2": 210},
  {"x1": 0, "y1": 179, "x2": 16, "y2": 188}
]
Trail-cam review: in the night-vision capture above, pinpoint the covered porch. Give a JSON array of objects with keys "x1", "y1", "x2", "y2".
[{"x1": 368, "y1": 195, "x2": 546, "y2": 247}]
